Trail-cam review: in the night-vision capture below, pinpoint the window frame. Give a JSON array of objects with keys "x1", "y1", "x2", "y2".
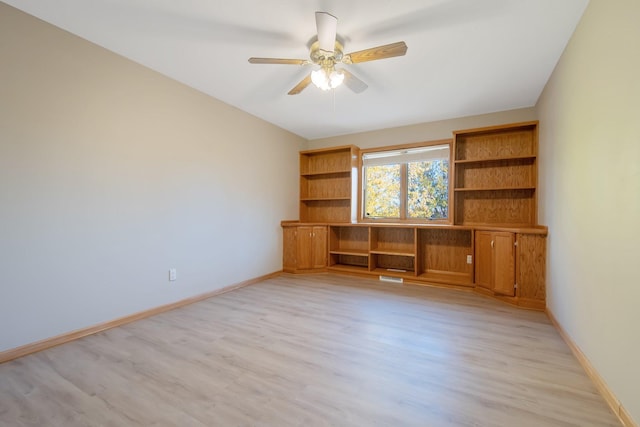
[{"x1": 359, "y1": 139, "x2": 453, "y2": 224}]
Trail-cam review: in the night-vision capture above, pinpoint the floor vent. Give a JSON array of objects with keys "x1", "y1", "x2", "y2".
[{"x1": 379, "y1": 275, "x2": 403, "y2": 284}]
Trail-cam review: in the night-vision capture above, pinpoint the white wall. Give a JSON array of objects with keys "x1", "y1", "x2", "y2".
[
  {"x1": 0, "y1": 4, "x2": 304, "y2": 352},
  {"x1": 537, "y1": 0, "x2": 640, "y2": 423},
  {"x1": 308, "y1": 108, "x2": 536, "y2": 149}
]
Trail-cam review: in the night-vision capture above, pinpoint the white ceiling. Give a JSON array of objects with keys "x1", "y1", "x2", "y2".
[{"x1": 4, "y1": 0, "x2": 589, "y2": 140}]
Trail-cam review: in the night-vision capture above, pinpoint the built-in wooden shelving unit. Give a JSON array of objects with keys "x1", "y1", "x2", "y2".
[
  {"x1": 299, "y1": 145, "x2": 358, "y2": 223},
  {"x1": 453, "y1": 122, "x2": 538, "y2": 226},
  {"x1": 284, "y1": 121, "x2": 547, "y2": 310},
  {"x1": 325, "y1": 223, "x2": 477, "y2": 287}
]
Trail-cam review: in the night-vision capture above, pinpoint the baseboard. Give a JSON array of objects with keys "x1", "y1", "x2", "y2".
[
  {"x1": 0, "y1": 271, "x2": 282, "y2": 364},
  {"x1": 546, "y1": 309, "x2": 637, "y2": 427}
]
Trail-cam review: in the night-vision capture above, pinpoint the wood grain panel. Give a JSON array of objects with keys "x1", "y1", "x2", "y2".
[
  {"x1": 455, "y1": 189, "x2": 535, "y2": 225},
  {"x1": 517, "y1": 233, "x2": 546, "y2": 301}
]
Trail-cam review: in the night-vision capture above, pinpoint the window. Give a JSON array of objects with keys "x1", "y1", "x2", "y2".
[{"x1": 362, "y1": 143, "x2": 450, "y2": 221}]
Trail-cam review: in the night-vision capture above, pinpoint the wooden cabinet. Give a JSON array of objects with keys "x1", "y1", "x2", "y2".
[
  {"x1": 283, "y1": 225, "x2": 327, "y2": 272},
  {"x1": 454, "y1": 122, "x2": 538, "y2": 226},
  {"x1": 285, "y1": 221, "x2": 545, "y2": 309},
  {"x1": 475, "y1": 231, "x2": 516, "y2": 296},
  {"x1": 515, "y1": 233, "x2": 546, "y2": 308},
  {"x1": 299, "y1": 146, "x2": 358, "y2": 223},
  {"x1": 284, "y1": 121, "x2": 547, "y2": 309}
]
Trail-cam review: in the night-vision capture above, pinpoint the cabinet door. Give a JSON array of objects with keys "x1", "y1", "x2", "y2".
[
  {"x1": 283, "y1": 227, "x2": 297, "y2": 272},
  {"x1": 474, "y1": 231, "x2": 515, "y2": 296},
  {"x1": 475, "y1": 231, "x2": 494, "y2": 290},
  {"x1": 493, "y1": 232, "x2": 516, "y2": 296},
  {"x1": 311, "y1": 226, "x2": 328, "y2": 269},
  {"x1": 296, "y1": 226, "x2": 314, "y2": 270}
]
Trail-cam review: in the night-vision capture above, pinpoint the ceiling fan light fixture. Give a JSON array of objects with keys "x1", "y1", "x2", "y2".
[
  {"x1": 311, "y1": 67, "x2": 344, "y2": 91},
  {"x1": 248, "y1": 11, "x2": 407, "y2": 95},
  {"x1": 329, "y1": 69, "x2": 345, "y2": 88}
]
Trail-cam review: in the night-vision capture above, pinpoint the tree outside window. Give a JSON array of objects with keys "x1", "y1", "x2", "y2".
[{"x1": 363, "y1": 143, "x2": 450, "y2": 221}]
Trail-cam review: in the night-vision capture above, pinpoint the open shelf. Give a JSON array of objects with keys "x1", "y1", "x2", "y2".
[
  {"x1": 300, "y1": 147, "x2": 354, "y2": 175},
  {"x1": 455, "y1": 189, "x2": 536, "y2": 225},
  {"x1": 328, "y1": 226, "x2": 369, "y2": 271},
  {"x1": 300, "y1": 172, "x2": 352, "y2": 200},
  {"x1": 371, "y1": 253, "x2": 415, "y2": 274},
  {"x1": 329, "y1": 249, "x2": 369, "y2": 256},
  {"x1": 417, "y1": 229, "x2": 473, "y2": 286},
  {"x1": 300, "y1": 169, "x2": 351, "y2": 176},
  {"x1": 370, "y1": 249, "x2": 416, "y2": 257},
  {"x1": 301, "y1": 196, "x2": 352, "y2": 201},
  {"x1": 370, "y1": 227, "x2": 415, "y2": 255},
  {"x1": 300, "y1": 199, "x2": 352, "y2": 223},
  {"x1": 454, "y1": 187, "x2": 536, "y2": 192},
  {"x1": 328, "y1": 263, "x2": 370, "y2": 274},
  {"x1": 455, "y1": 157, "x2": 536, "y2": 190},
  {"x1": 454, "y1": 123, "x2": 537, "y2": 161},
  {"x1": 453, "y1": 122, "x2": 538, "y2": 226},
  {"x1": 454, "y1": 155, "x2": 536, "y2": 165},
  {"x1": 328, "y1": 252, "x2": 369, "y2": 273},
  {"x1": 299, "y1": 146, "x2": 358, "y2": 222}
]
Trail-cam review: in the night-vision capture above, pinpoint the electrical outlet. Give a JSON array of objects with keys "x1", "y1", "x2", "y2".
[
  {"x1": 169, "y1": 268, "x2": 177, "y2": 281},
  {"x1": 466, "y1": 255, "x2": 473, "y2": 264}
]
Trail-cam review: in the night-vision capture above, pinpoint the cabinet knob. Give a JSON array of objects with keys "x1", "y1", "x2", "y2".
[{"x1": 491, "y1": 240, "x2": 495, "y2": 249}]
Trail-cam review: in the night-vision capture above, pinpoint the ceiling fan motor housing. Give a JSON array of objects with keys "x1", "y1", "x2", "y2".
[{"x1": 309, "y1": 40, "x2": 344, "y2": 65}]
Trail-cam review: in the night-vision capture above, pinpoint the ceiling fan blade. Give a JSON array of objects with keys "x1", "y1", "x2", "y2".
[
  {"x1": 341, "y1": 69, "x2": 368, "y2": 94},
  {"x1": 288, "y1": 74, "x2": 313, "y2": 95},
  {"x1": 344, "y1": 41, "x2": 408, "y2": 64},
  {"x1": 315, "y1": 12, "x2": 337, "y2": 52},
  {"x1": 248, "y1": 57, "x2": 308, "y2": 65}
]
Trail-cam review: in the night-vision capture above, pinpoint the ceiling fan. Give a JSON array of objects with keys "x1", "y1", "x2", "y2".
[{"x1": 248, "y1": 12, "x2": 408, "y2": 95}]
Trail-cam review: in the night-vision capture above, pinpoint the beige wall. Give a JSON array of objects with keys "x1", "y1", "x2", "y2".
[
  {"x1": 0, "y1": 4, "x2": 304, "y2": 352},
  {"x1": 308, "y1": 108, "x2": 536, "y2": 149},
  {"x1": 537, "y1": 0, "x2": 640, "y2": 423}
]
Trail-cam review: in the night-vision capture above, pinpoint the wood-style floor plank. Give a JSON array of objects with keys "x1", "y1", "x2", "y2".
[{"x1": 0, "y1": 273, "x2": 621, "y2": 426}]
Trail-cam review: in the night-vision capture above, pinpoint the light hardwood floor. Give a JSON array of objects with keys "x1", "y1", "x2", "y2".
[{"x1": 0, "y1": 273, "x2": 621, "y2": 426}]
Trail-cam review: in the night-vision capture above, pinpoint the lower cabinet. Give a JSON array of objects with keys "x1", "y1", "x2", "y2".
[
  {"x1": 283, "y1": 222, "x2": 546, "y2": 310},
  {"x1": 283, "y1": 225, "x2": 327, "y2": 272},
  {"x1": 475, "y1": 231, "x2": 516, "y2": 296}
]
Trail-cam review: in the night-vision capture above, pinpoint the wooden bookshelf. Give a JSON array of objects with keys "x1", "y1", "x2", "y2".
[
  {"x1": 299, "y1": 146, "x2": 358, "y2": 223},
  {"x1": 453, "y1": 122, "x2": 538, "y2": 226}
]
